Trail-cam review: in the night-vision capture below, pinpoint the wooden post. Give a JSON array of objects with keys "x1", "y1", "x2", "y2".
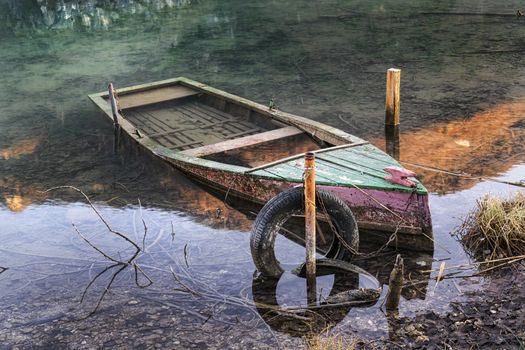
[
  {"x1": 385, "y1": 254, "x2": 404, "y2": 312},
  {"x1": 385, "y1": 68, "x2": 401, "y2": 126},
  {"x1": 304, "y1": 152, "x2": 316, "y2": 278},
  {"x1": 108, "y1": 83, "x2": 120, "y2": 155},
  {"x1": 304, "y1": 152, "x2": 317, "y2": 305}
]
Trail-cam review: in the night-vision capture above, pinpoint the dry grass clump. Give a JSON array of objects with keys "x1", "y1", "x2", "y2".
[
  {"x1": 457, "y1": 192, "x2": 525, "y2": 263},
  {"x1": 307, "y1": 334, "x2": 358, "y2": 350}
]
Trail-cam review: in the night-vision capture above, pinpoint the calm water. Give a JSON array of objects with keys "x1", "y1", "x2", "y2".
[{"x1": 1, "y1": 0, "x2": 525, "y2": 348}]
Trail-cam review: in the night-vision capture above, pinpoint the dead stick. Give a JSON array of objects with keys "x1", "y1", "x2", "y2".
[
  {"x1": 44, "y1": 186, "x2": 141, "y2": 260},
  {"x1": 385, "y1": 254, "x2": 404, "y2": 312},
  {"x1": 421, "y1": 254, "x2": 525, "y2": 272},
  {"x1": 133, "y1": 263, "x2": 153, "y2": 288},
  {"x1": 108, "y1": 83, "x2": 120, "y2": 155},
  {"x1": 80, "y1": 263, "x2": 121, "y2": 304},
  {"x1": 87, "y1": 264, "x2": 127, "y2": 317},
  {"x1": 72, "y1": 223, "x2": 120, "y2": 263},
  {"x1": 138, "y1": 199, "x2": 147, "y2": 251},
  {"x1": 183, "y1": 244, "x2": 190, "y2": 268}
]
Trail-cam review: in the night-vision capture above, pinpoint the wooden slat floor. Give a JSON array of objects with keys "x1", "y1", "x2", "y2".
[{"x1": 123, "y1": 101, "x2": 266, "y2": 151}]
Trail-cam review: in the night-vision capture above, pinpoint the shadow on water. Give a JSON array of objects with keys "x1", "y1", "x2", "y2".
[{"x1": 1, "y1": 0, "x2": 525, "y2": 347}]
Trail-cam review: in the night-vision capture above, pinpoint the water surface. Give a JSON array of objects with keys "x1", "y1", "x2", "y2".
[{"x1": 1, "y1": 0, "x2": 525, "y2": 347}]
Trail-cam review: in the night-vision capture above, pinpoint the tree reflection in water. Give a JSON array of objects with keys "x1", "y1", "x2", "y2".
[{"x1": 1, "y1": 0, "x2": 191, "y2": 32}]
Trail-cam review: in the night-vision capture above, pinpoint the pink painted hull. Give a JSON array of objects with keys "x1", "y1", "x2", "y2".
[{"x1": 168, "y1": 157, "x2": 434, "y2": 251}]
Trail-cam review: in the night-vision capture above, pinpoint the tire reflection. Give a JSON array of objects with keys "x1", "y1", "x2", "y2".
[{"x1": 251, "y1": 261, "x2": 376, "y2": 337}]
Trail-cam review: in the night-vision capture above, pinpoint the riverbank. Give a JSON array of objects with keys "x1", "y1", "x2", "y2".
[{"x1": 379, "y1": 267, "x2": 525, "y2": 349}]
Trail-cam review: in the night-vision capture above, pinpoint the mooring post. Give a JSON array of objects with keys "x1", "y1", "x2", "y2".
[
  {"x1": 304, "y1": 152, "x2": 316, "y2": 305},
  {"x1": 385, "y1": 254, "x2": 404, "y2": 312},
  {"x1": 304, "y1": 152, "x2": 316, "y2": 276},
  {"x1": 385, "y1": 68, "x2": 401, "y2": 160},
  {"x1": 108, "y1": 83, "x2": 120, "y2": 155},
  {"x1": 385, "y1": 68, "x2": 401, "y2": 126}
]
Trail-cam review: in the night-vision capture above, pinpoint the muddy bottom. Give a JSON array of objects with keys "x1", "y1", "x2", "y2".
[{"x1": 1, "y1": 266, "x2": 523, "y2": 349}]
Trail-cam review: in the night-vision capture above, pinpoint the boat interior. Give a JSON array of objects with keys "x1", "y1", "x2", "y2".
[{"x1": 108, "y1": 83, "x2": 324, "y2": 167}]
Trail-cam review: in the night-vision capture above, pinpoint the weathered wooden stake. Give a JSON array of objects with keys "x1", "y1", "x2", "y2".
[
  {"x1": 304, "y1": 152, "x2": 317, "y2": 305},
  {"x1": 385, "y1": 254, "x2": 404, "y2": 312},
  {"x1": 108, "y1": 83, "x2": 120, "y2": 155},
  {"x1": 385, "y1": 68, "x2": 401, "y2": 126},
  {"x1": 304, "y1": 152, "x2": 316, "y2": 279}
]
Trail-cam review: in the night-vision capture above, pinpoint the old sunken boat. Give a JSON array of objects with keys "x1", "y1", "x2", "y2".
[{"x1": 89, "y1": 77, "x2": 433, "y2": 251}]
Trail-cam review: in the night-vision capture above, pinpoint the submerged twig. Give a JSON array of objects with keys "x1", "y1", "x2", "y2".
[
  {"x1": 72, "y1": 224, "x2": 120, "y2": 263},
  {"x1": 80, "y1": 263, "x2": 121, "y2": 304},
  {"x1": 134, "y1": 264, "x2": 153, "y2": 288},
  {"x1": 183, "y1": 244, "x2": 190, "y2": 268},
  {"x1": 166, "y1": 259, "x2": 284, "y2": 348},
  {"x1": 45, "y1": 186, "x2": 141, "y2": 261},
  {"x1": 138, "y1": 198, "x2": 148, "y2": 251},
  {"x1": 89, "y1": 264, "x2": 128, "y2": 316},
  {"x1": 170, "y1": 265, "x2": 199, "y2": 296},
  {"x1": 44, "y1": 186, "x2": 154, "y2": 316}
]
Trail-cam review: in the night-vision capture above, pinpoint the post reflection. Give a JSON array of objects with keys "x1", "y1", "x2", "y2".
[
  {"x1": 251, "y1": 266, "x2": 360, "y2": 336},
  {"x1": 385, "y1": 125, "x2": 400, "y2": 161}
]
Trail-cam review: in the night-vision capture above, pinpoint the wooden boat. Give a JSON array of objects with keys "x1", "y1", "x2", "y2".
[{"x1": 89, "y1": 77, "x2": 433, "y2": 251}]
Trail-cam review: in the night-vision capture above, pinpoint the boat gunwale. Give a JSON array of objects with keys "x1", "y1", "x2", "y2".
[{"x1": 88, "y1": 77, "x2": 428, "y2": 195}]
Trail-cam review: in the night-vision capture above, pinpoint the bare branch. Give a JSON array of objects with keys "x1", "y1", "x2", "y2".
[
  {"x1": 72, "y1": 224, "x2": 120, "y2": 263},
  {"x1": 80, "y1": 263, "x2": 122, "y2": 304},
  {"x1": 88, "y1": 264, "x2": 127, "y2": 317},
  {"x1": 183, "y1": 244, "x2": 190, "y2": 268},
  {"x1": 134, "y1": 263, "x2": 153, "y2": 288},
  {"x1": 138, "y1": 198, "x2": 148, "y2": 251},
  {"x1": 45, "y1": 186, "x2": 141, "y2": 259}
]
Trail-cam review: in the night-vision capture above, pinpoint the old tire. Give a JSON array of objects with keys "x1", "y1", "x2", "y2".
[{"x1": 250, "y1": 187, "x2": 359, "y2": 277}]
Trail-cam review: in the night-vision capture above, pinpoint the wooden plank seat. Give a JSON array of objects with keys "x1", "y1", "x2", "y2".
[
  {"x1": 116, "y1": 85, "x2": 199, "y2": 109},
  {"x1": 182, "y1": 126, "x2": 304, "y2": 157}
]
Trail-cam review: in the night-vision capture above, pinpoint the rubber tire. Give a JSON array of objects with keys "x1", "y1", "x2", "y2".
[{"x1": 250, "y1": 187, "x2": 359, "y2": 277}]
